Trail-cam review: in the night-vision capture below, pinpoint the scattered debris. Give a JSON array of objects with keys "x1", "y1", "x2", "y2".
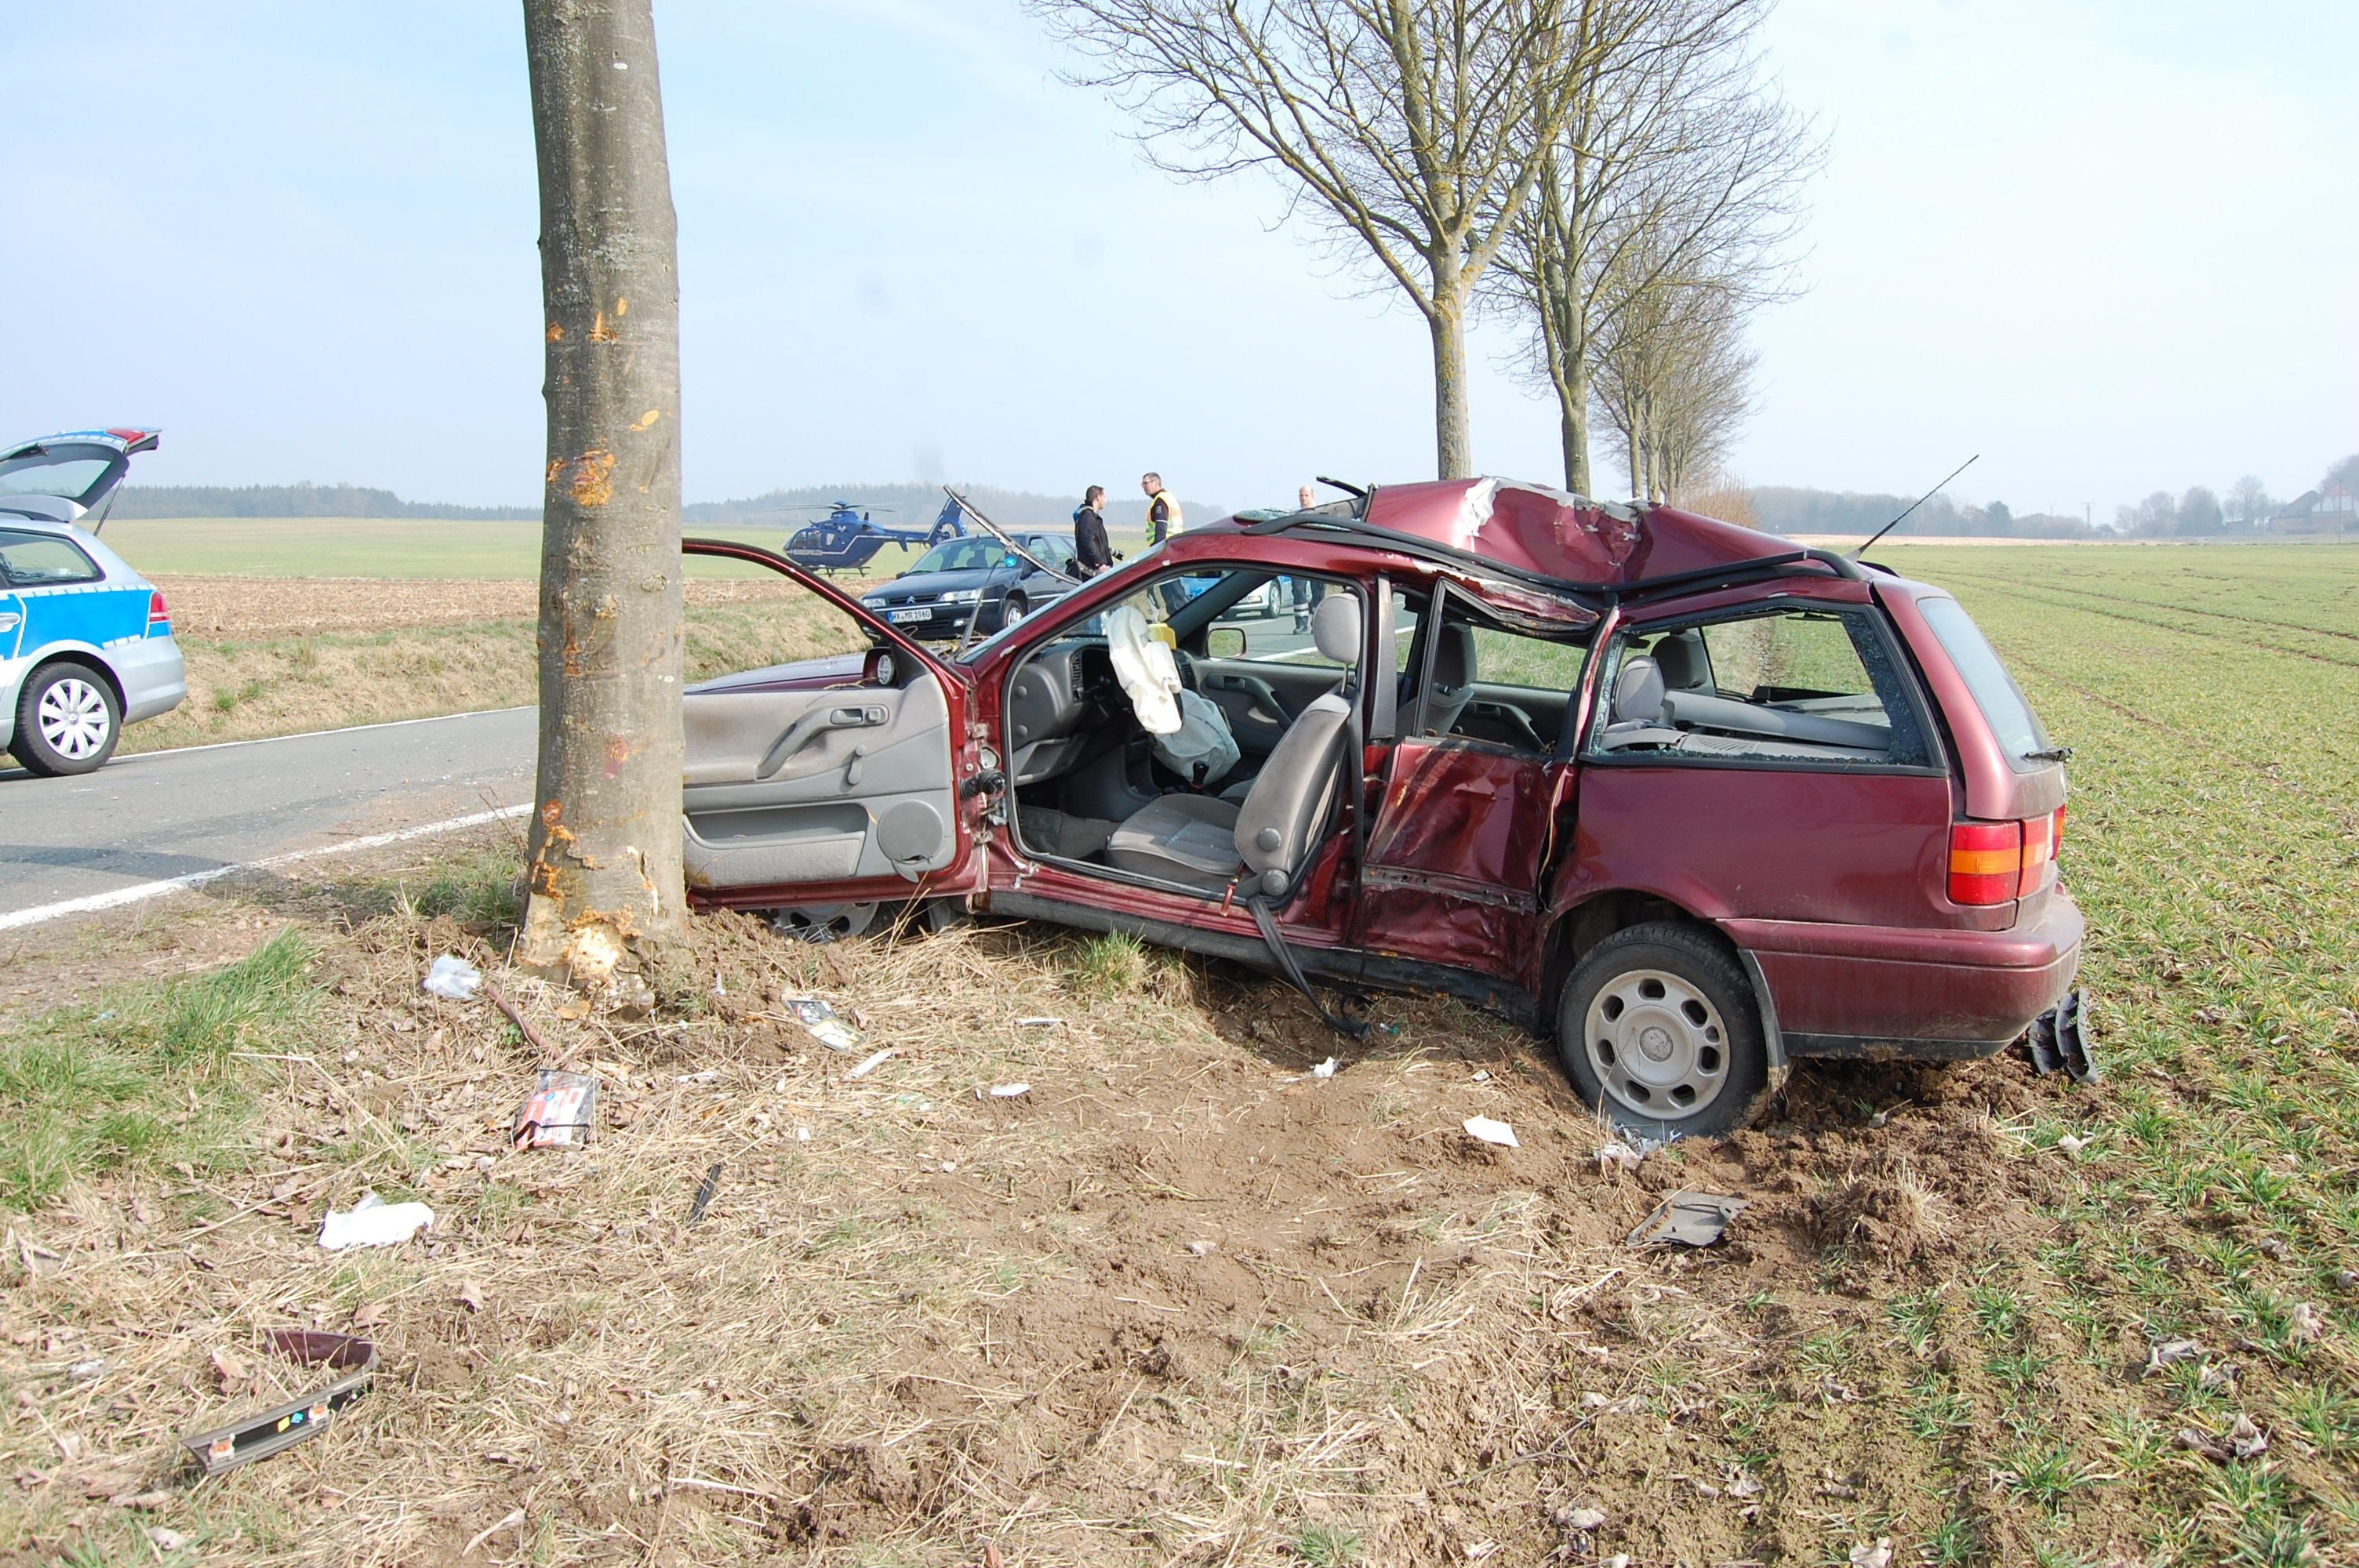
[
  {"x1": 420, "y1": 955, "x2": 482, "y2": 1001},
  {"x1": 1626, "y1": 1191, "x2": 1748, "y2": 1249},
  {"x1": 513, "y1": 1069, "x2": 597, "y2": 1149},
  {"x1": 674, "y1": 1069, "x2": 720, "y2": 1084},
  {"x1": 2056, "y1": 1133, "x2": 2092, "y2": 1155},
  {"x1": 69, "y1": 1357, "x2": 107, "y2": 1381},
  {"x1": 846, "y1": 1048, "x2": 896, "y2": 1080},
  {"x1": 1187, "y1": 1240, "x2": 1217, "y2": 1258},
  {"x1": 2143, "y1": 1338, "x2": 2202, "y2": 1377},
  {"x1": 209, "y1": 1346, "x2": 249, "y2": 1391},
  {"x1": 1016, "y1": 1016, "x2": 1064, "y2": 1029},
  {"x1": 2198, "y1": 1361, "x2": 2239, "y2": 1394},
  {"x1": 2178, "y1": 1414, "x2": 2269, "y2": 1464},
  {"x1": 1463, "y1": 1116, "x2": 1519, "y2": 1149},
  {"x1": 1470, "y1": 1068, "x2": 1492, "y2": 1083},
  {"x1": 1594, "y1": 1140, "x2": 1645, "y2": 1173},
  {"x1": 1850, "y1": 1539, "x2": 1893, "y2": 1568},
  {"x1": 2288, "y1": 1302, "x2": 2325, "y2": 1345},
  {"x1": 2337, "y1": 1269, "x2": 2358, "y2": 1294},
  {"x1": 456, "y1": 1279, "x2": 485, "y2": 1314},
  {"x1": 688, "y1": 1162, "x2": 725, "y2": 1228},
  {"x1": 1310, "y1": 1056, "x2": 1339, "y2": 1080},
  {"x1": 1726, "y1": 1468, "x2": 1762, "y2": 1498},
  {"x1": 780, "y1": 996, "x2": 863, "y2": 1053},
  {"x1": 180, "y1": 1331, "x2": 375, "y2": 1475},
  {"x1": 1560, "y1": 1505, "x2": 1607, "y2": 1531},
  {"x1": 2024, "y1": 988, "x2": 2097, "y2": 1081},
  {"x1": 987, "y1": 1082, "x2": 1030, "y2": 1099},
  {"x1": 317, "y1": 1193, "x2": 434, "y2": 1251},
  {"x1": 146, "y1": 1527, "x2": 191, "y2": 1552}
]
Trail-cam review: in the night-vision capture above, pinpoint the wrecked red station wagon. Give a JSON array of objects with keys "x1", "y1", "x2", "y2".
[{"x1": 679, "y1": 478, "x2": 2082, "y2": 1138}]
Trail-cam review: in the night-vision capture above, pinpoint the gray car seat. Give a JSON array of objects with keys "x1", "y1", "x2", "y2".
[
  {"x1": 1417, "y1": 622, "x2": 1477, "y2": 737},
  {"x1": 1652, "y1": 632, "x2": 1710, "y2": 692},
  {"x1": 1593, "y1": 654, "x2": 1685, "y2": 750},
  {"x1": 1107, "y1": 594, "x2": 1361, "y2": 895}
]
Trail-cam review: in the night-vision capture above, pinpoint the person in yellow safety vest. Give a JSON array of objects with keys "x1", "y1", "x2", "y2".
[{"x1": 1140, "y1": 472, "x2": 1182, "y2": 546}]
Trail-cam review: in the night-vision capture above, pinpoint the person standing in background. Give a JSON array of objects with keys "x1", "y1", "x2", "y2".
[
  {"x1": 1290, "y1": 482, "x2": 1325, "y2": 630},
  {"x1": 1142, "y1": 472, "x2": 1182, "y2": 546},
  {"x1": 1297, "y1": 484, "x2": 1317, "y2": 511},
  {"x1": 1072, "y1": 485, "x2": 1113, "y2": 577}
]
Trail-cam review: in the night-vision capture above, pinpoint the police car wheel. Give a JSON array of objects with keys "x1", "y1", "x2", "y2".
[{"x1": 13, "y1": 663, "x2": 121, "y2": 778}]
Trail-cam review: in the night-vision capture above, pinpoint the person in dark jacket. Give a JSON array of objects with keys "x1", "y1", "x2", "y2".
[{"x1": 1072, "y1": 485, "x2": 1114, "y2": 576}]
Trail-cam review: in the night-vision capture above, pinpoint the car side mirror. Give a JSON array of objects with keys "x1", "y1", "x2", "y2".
[
  {"x1": 863, "y1": 646, "x2": 900, "y2": 687},
  {"x1": 1206, "y1": 626, "x2": 1247, "y2": 659}
]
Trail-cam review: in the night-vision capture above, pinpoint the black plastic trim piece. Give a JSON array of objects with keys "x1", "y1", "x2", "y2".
[{"x1": 1783, "y1": 1031, "x2": 2015, "y2": 1062}]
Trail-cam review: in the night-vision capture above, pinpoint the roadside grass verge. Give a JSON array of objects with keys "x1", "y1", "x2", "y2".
[{"x1": 0, "y1": 932, "x2": 320, "y2": 1211}]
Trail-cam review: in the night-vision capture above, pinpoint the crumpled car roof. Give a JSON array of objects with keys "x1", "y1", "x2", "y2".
[{"x1": 1361, "y1": 477, "x2": 1795, "y2": 592}]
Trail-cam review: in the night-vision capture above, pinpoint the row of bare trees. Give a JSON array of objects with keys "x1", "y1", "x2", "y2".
[{"x1": 1033, "y1": 0, "x2": 1816, "y2": 499}]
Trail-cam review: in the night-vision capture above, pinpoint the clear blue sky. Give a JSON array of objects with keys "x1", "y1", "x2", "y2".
[{"x1": 5, "y1": 0, "x2": 2351, "y2": 519}]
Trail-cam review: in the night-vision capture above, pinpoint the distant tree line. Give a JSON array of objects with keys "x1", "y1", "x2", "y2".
[
  {"x1": 112, "y1": 483, "x2": 537, "y2": 520},
  {"x1": 2111, "y1": 453, "x2": 2357, "y2": 538},
  {"x1": 1749, "y1": 487, "x2": 2095, "y2": 539}
]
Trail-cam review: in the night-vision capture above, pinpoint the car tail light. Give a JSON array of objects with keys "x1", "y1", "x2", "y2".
[
  {"x1": 147, "y1": 590, "x2": 171, "y2": 626},
  {"x1": 2018, "y1": 811, "x2": 2053, "y2": 897},
  {"x1": 1948, "y1": 822, "x2": 2021, "y2": 906},
  {"x1": 2051, "y1": 804, "x2": 2066, "y2": 857}
]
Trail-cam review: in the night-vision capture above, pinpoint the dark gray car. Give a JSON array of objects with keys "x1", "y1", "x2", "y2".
[{"x1": 857, "y1": 533, "x2": 1077, "y2": 641}]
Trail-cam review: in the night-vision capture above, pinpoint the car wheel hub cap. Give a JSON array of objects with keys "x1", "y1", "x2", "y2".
[
  {"x1": 36, "y1": 678, "x2": 110, "y2": 760},
  {"x1": 1583, "y1": 968, "x2": 1729, "y2": 1120}
]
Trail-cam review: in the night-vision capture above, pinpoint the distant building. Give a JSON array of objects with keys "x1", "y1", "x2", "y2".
[{"x1": 2269, "y1": 485, "x2": 2354, "y2": 535}]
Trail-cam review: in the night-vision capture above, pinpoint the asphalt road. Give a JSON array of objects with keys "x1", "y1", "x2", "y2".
[{"x1": 1, "y1": 708, "x2": 535, "y2": 927}]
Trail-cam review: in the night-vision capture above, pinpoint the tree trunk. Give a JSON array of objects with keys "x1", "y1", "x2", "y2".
[
  {"x1": 1428, "y1": 252, "x2": 1474, "y2": 480},
  {"x1": 518, "y1": 0, "x2": 688, "y2": 993},
  {"x1": 1560, "y1": 354, "x2": 1591, "y2": 496}
]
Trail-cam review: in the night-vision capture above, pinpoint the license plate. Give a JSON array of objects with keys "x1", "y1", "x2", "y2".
[{"x1": 888, "y1": 608, "x2": 932, "y2": 624}]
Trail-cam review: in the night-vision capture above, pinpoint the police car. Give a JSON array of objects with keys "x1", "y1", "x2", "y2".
[{"x1": 1, "y1": 429, "x2": 186, "y2": 776}]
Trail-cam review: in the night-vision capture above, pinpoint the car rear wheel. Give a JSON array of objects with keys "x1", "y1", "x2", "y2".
[
  {"x1": 1001, "y1": 593, "x2": 1029, "y2": 628},
  {"x1": 1554, "y1": 922, "x2": 1767, "y2": 1140},
  {"x1": 12, "y1": 662, "x2": 121, "y2": 777}
]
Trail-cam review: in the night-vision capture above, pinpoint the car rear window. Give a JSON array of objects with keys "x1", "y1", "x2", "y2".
[{"x1": 1917, "y1": 597, "x2": 2052, "y2": 768}]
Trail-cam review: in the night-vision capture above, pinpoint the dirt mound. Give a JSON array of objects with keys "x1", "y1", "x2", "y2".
[{"x1": 1808, "y1": 1154, "x2": 1955, "y2": 1265}]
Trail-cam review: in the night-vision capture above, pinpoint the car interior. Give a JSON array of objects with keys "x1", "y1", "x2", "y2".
[
  {"x1": 1006, "y1": 567, "x2": 1601, "y2": 900},
  {"x1": 1591, "y1": 612, "x2": 1914, "y2": 763}
]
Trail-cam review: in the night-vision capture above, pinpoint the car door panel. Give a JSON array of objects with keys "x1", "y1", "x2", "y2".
[
  {"x1": 0, "y1": 590, "x2": 22, "y2": 659},
  {"x1": 1193, "y1": 658, "x2": 1346, "y2": 754},
  {"x1": 678, "y1": 538, "x2": 973, "y2": 900},
  {"x1": 1353, "y1": 738, "x2": 1557, "y2": 981}
]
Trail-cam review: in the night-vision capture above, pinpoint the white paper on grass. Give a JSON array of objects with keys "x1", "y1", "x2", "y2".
[
  {"x1": 988, "y1": 1082, "x2": 1030, "y2": 1098},
  {"x1": 1463, "y1": 1116, "x2": 1520, "y2": 1149},
  {"x1": 318, "y1": 1192, "x2": 436, "y2": 1250},
  {"x1": 422, "y1": 955, "x2": 482, "y2": 1000},
  {"x1": 846, "y1": 1049, "x2": 895, "y2": 1080}
]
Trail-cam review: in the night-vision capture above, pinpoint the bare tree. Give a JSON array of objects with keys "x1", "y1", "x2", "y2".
[
  {"x1": 1490, "y1": 0, "x2": 1812, "y2": 495},
  {"x1": 1590, "y1": 270, "x2": 1754, "y2": 500},
  {"x1": 518, "y1": 0, "x2": 689, "y2": 994},
  {"x1": 2225, "y1": 474, "x2": 2272, "y2": 530},
  {"x1": 1030, "y1": 0, "x2": 1614, "y2": 479}
]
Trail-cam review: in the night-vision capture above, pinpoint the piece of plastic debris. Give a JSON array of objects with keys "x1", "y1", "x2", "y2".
[
  {"x1": 1595, "y1": 1141, "x2": 1645, "y2": 1172},
  {"x1": 1561, "y1": 1506, "x2": 1606, "y2": 1531},
  {"x1": 988, "y1": 1082, "x2": 1030, "y2": 1098},
  {"x1": 1626, "y1": 1191, "x2": 1748, "y2": 1248},
  {"x1": 2056, "y1": 1133, "x2": 2089, "y2": 1154},
  {"x1": 1463, "y1": 1116, "x2": 1519, "y2": 1148},
  {"x1": 674, "y1": 1069, "x2": 720, "y2": 1084},
  {"x1": 421, "y1": 955, "x2": 482, "y2": 1001},
  {"x1": 68, "y1": 1358, "x2": 107, "y2": 1381},
  {"x1": 1850, "y1": 1539, "x2": 1893, "y2": 1568},
  {"x1": 796, "y1": 1127, "x2": 812, "y2": 1142},
  {"x1": 513, "y1": 1069, "x2": 597, "y2": 1149},
  {"x1": 1470, "y1": 1068, "x2": 1492, "y2": 1083},
  {"x1": 180, "y1": 1331, "x2": 375, "y2": 1475},
  {"x1": 1310, "y1": 1057, "x2": 1339, "y2": 1079},
  {"x1": 780, "y1": 996, "x2": 863, "y2": 1053},
  {"x1": 2143, "y1": 1338, "x2": 2202, "y2": 1377},
  {"x1": 1187, "y1": 1240, "x2": 1217, "y2": 1258},
  {"x1": 687, "y1": 1161, "x2": 723, "y2": 1227},
  {"x1": 317, "y1": 1193, "x2": 434, "y2": 1251},
  {"x1": 1016, "y1": 1016, "x2": 1064, "y2": 1029},
  {"x1": 846, "y1": 1048, "x2": 895, "y2": 1080}
]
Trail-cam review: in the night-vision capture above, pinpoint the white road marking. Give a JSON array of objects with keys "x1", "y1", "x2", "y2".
[{"x1": 0, "y1": 804, "x2": 533, "y2": 932}]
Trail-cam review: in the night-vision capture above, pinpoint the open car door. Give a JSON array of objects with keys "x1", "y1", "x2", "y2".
[{"x1": 679, "y1": 539, "x2": 977, "y2": 907}]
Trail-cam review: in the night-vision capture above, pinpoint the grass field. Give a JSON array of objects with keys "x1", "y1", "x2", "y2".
[{"x1": 3, "y1": 543, "x2": 2357, "y2": 1566}]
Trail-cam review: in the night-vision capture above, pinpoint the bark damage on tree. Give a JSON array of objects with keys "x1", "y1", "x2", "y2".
[{"x1": 520, "y1": 0, "x2": 688, "y2": 996}]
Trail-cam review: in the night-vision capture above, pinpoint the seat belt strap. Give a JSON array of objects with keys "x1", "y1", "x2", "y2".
[{"x1": 1249, "y1": 895, "x2": 1369, "y2": 1040}]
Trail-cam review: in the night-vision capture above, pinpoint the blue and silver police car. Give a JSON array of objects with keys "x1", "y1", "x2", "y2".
[{"x1": 1, "y1": 428, "x2": 186, "y2": 776}]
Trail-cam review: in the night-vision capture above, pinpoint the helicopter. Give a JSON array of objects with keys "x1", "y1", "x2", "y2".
[{"x1": 781, "y1": 497, "x2": 968, "y2": 575}]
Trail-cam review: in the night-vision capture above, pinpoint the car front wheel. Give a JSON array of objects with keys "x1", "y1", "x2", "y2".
[
  {"x1": 1001, "y1": 593, "x2": 1028, "y2": 628},
  {"x1": 12, "y1": 662, "x2": 122, "y2": 777},
  {"x1": 1555, "y1": 922, "x2": 1767, "y2": 1140}
]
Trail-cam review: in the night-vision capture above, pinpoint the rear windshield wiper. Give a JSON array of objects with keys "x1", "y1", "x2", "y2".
[{"x1": 2025, "y1": 746, "x2": 2074, "y2": 763}]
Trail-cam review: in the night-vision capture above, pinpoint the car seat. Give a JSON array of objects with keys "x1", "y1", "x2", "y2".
[{"x1": 1107, "y1": 595, "x2": 1361, "y2": 894}]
